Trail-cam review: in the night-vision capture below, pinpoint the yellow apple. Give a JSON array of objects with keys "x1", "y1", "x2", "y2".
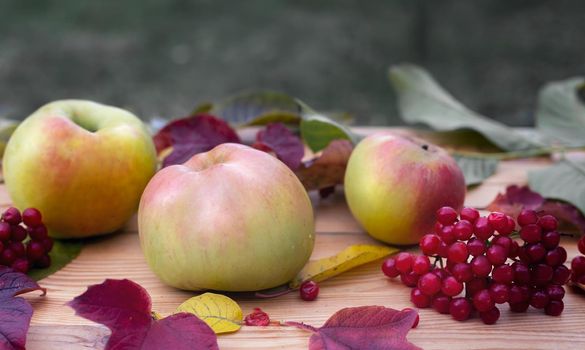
[
  {"x1": 138, "y1": 143, "x2": 315, "y2": 291},
  {"x1": 3, "y1": 100, "x2": 157, "y2": 238},
  {"x1": 344, "y1": 132, "x2": 465, "y2": 245}
]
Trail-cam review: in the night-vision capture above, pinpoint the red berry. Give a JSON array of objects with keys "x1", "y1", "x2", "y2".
[
  {"x1": 418, "y1": 273, "x2": 442, "y2": 296},
  {"x1": 531, "y1": 264, "x2": 553, "y2": 286},
  {"x1": 486, "y1": 244, "x2": 507, "y2": 266},
  {"x1": 420, "y1": 234, "x2": 440, "y2": 256},
  {"x1": 473, "y1": 289, "x2": 495, "y2": 312},
  {"x1": 492, "y1": 264, "x2": 513, "y2": 284},
  {"x1": 447, "y1": 242, "x2": 469, "y2": 264},
  {"x1": 546, "y1": 285, "x2": 565, "y2": 301},
  {"x1": 542, "y1": 231, "x2": 560, "y2": 250},
  {"x1": 466, "y1": 278, "x2": 488, "y2": 298},
  {"x1": 545, "y1": 247, "x2": 566, "y2": 267},
  {"x1": 467, "y1": 238, "x2": 486, "y2": 257},
  {"x1": 300, "y1": 280, "x2": 319, "y2": 301},
  {"x1": 454, "y1": 220, "x2": 473, "y2": 241},
  {"x1": 2, "y1": 207, "x2": 21, "y2": 225},
  {"x1": 412, "y1": 255, "x2": 431, "y2": 275},
  {"x1": 509, "y1": 285, "x2": 530, "y2": 304},
  {"x1": 449, "y1": 297, "x2": 472, "y2": 321},
  {"x1": 509, "y1": 301, "x2": 529, "y2": 313},
  {"x1": 35, "y1": 254, "x2": 51, "y2": 269},
  {"x1": 0, "y1": 222, "x2": 10, "y2": 241},
  {"x1": 500, "y1": 215, "x2": 516, "y2": 235},
  {"x1": 439, "y1": 225, "x2": 457, "y2": 245},
  {"x1": 473, "y1": 217, "x2": 494, "y2": 240},
  {"x1": 525, "y1": 243, "x2": 546, "y2": 263},
  {"x1": 471, "y1": 255, "x2": 492, "y2": 277},
  {"x1": 10, "y1": 225, "x2": 27, "y2": 242},
  {"x1": 1, "y1": 248, "x2": 16, "y2": 265},
  {"x1": 479, "y1": 307, "x2": 500, "y2": 325},
  {"x1": 441, "y1": 276, "x2": 463, "y2": 296},
  {"x1": 28, "y1": 225, "x2": 48, "y2": 240},
  {"x1": 395, "y1": 252, "x2": 413, "y2": 274},
  {"x1": 451, "y1": 263, "x2": 473, "y2": 283},
  {"x1": 22, "y1": 208, "x2": 43, "y2": 228},
  {"x1": 491, "y1": 235, "x2": 512, "y2": 255},
  {"x1": 436, "y1": 207, "x2": 458, "y2": 225},
  {"x1": 487, "y1": 212, "x2": 508, "y2": 233},
  {"x1": 552, "y1": 265, "x2": 571, "y2": 285},
  {"x1": 9, "y1": 241, "x2": 25, "y2": 257},
  {"x1": 400, "y1": 271, "x2": 419, "y2": 287},
  {"x1": 571, "y1": 256, "x2": 585, "y2": 276},
  {"x1": 410, "y1": 288, "x2": 431, "y2": 308},
  {"x1": 460, "y1": 207, "x2": 480, "y2": 223},
  {"x1": 512, "y1": 262, "x2": 531, "y2": 285},
  {"x1": 517, "y1": 209, "x2": 538, "y2": 226},
  {"x1": 11, "y1": 258, "x2": 29, "y2": 274},
  {"x1": 579, "y1": 236, "x2": 585, "y2": 255},
  {"x1": 489, "y1": 283, "x2": 510, "y2": 304},
  {"x1": 537, "y1": 214, "x2": 558, "y2": 232},
  {"x1": 545, "y1": 300, "x2": 564, "y2": 316},
  {"x1": 431, "y1": 267, "x2": 449, "y2": 280},
  {"x1": 520, "y1": 224, "x2": 542, "y2": 243},
  {"x1": 529, "y1": 290, "x2": 549, "y2": 309},
  {"x1": 42, "y1": 237, "x2": 54, "y2": 252},
  {"x1": 27, "y1": 241, "x2": 45, "y2": 262},
  {"x1": 432, "y1": 294, "x2": 452, "y2": 314}
]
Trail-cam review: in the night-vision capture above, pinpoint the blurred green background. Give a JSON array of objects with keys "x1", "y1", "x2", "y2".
[{"x1": 0, "y1": 0, "x2": 583, "y2": 125}]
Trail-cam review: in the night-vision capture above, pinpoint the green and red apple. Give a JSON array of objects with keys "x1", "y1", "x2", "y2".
[
  {"x1": 3, "y1": 100, "x2": 157, "y2": 238},
  {"x1": 344, "y1": 132, "x2": 465, "y2": 245},
  {"x1": 138, "y1": 143, "x2": 315, "y2": 292}
]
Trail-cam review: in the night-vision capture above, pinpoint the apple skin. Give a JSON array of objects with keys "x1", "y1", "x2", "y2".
[
  {"x1": 138, "y1": 143, "x2": 315, "y2": 292},
  {"x1": 3, "y1": 100, "x2": 157, "y2": 238},
  {"x1": 344, "y1": 132, "x2": 465, "y2": 245}
]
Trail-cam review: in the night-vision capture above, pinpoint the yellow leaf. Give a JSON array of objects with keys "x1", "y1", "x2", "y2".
[
  {"x1": 176, "y1": 292, "x2": 243, "y2": 334},
  {"x1": 289, "y1": 244, "x2": 397, "y2": 288}
]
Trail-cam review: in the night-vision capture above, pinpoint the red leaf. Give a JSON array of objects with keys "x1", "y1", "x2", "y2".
[
  {"x1": 244, "y1": 308, "x2": 270, "y2": 326},
  {"x1": 68, "y1": 279, "x2": 218, "y2": 350},
  {"x1": 153, "y1": 114, "x2": 241, "y2": 167},
  {"x1": 295, "y1": 139, "x2": 353, "y2": 191},
  {"x1": 487, "y1": 185, "x2": 585, "y2": 234},
  {"x1": 252, "y1": 123, "x2": 304, "y2": 170},
  {"x1": 289, "y1": 306, "x2": 421, "y2": 350},
  {"x1": 0, "y1": 267, "x2": 46, "y2": 350}
]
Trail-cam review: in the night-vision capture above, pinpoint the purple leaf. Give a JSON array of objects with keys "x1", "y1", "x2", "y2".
[
  {"x1": 289, "y1": 306, "x2": 421, "y2": 350},
  {"x1": 153, "y1": 114, "x2": 241, "y2": 167},
  {"x1": 69, "y1": 279, "x2": 218, "y2": 350},
  {"x1": 252, "y1": 123, "x2": 304, "y2": 170},
  {"x1": 0, "y1": 267, "x2": 46, "y2": 350}
]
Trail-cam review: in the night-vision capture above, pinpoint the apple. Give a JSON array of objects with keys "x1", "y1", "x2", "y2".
[
  {"x1": 138, "y1": 143, "x2": 315, "y2": 292},
  {"x1": 344, "y1": 132, "x2": 465, "y2": 245},
  {"x1": 3, "y1": 100, "x2": 157, "y2": 238}
]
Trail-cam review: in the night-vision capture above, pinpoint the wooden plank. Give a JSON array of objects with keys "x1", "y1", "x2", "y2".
[{"x1": 3, "y1": 141, "x2": 584, "y2": 349}]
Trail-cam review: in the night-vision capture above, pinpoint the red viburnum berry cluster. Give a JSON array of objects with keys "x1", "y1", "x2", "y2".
[
  {"x1": 0, "y1": 207, "x2": 53, "y2": 273},
  {"x1": 571, "y1": 236, "x2": 585, "y2": 284},
  {"x1": 382, "y1": 206, "x2": 569, "y2": 325}
]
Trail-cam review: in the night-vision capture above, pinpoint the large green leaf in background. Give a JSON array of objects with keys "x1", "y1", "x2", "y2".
[
  {"x1": 453, "y1": 155, "x2": 499, "y2": 187},
  {"x1": 388, "y1": 64, "x2": 542, "y2": 151},
  {"x1": 536, "y1": 77, "x2": 585, "y2": 147},
  {"x1": 300, "y1": 114, "x2": 358, "y2": 152},
  {"x1": 528, "y1": 158, "x2": 585, "y2": 217}
]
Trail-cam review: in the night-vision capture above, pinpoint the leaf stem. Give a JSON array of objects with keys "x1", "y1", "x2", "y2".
[{"x1": 451, "y1": 146, "x2": 585, "y2": 161}]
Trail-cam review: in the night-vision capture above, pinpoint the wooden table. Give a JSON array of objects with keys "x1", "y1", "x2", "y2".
[{"x1": 9, "y1": 130, "x2": 585, "y2": 350}]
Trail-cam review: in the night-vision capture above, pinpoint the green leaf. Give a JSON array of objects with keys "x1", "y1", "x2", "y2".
[
  {"x1": 206, "y1": 90, "x2": 303, "y2": 126},
  {"x1": 528, "y1": 159, "x2": 585, "y2": 216},
  {"x1": 536, "y1": 77, "x2": 585, "y2": 147},
  {"x1": 28, "y1": 240, "x2": 83, "y2": 281},
  {"x1": 300, "y1": 114, "x2": 358, "y2": 152},
  {"x1": 0, "y1": 118, "x2": 18, "y2": 160},
  {"x1": 388, "y1": 64, "x2": 542, "y2": 151},
  {"x1": 453, "y1": 155, "x2": 499, "y2": 186}
]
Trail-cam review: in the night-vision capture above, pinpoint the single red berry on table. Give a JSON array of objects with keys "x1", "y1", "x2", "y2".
[
  {"x1": 479, "y1": 307, "x2": 500, "y2": 325},
  {"x1": 300, "y1": 280, "x2": 319, "y2": 301}
]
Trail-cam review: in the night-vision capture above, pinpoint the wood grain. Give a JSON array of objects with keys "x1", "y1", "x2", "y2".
[{"x1": 5, "y1": 144, "x2": 585, "y2": 349}]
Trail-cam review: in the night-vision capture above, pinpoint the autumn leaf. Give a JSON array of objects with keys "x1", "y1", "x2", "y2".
[
  {"x1": 252, "y1": 123, "x2": 305, "y2": 170},
  {"x1": 0, "y1": 267, "x2": 46, "y2": 350},
  {"x1": 486, "y1": 185, "x2": 585, "y2": 234},
  {"x1": 153, "y1": 114, "x2": 241, "y2": 167},
  {"x1": 288, "y1": 306, "x2": 421, "y2": 350},
  {"x1": 244, "y1": 308, "x2": 271, "y2": 326},
  {"x1": 176, "y1": 293, "x2": 243, "y2": 334},
  {"x1": 290, "y1": 244, "x2": 397, "y2": 289},
  {"x1": 68, "y1": 279, "x2": 218, "y2": 350},
  {"x1": 295, "y1": 139, "x2": 353, "y2": 191}
]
